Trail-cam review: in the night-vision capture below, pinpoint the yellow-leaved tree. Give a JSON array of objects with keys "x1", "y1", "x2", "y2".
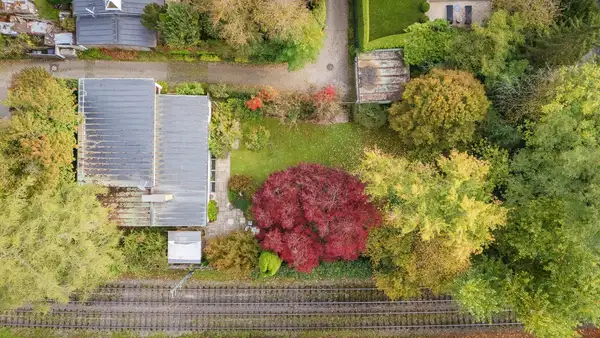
[{"x1": 357, "y1": 149, "x2": 506, "y2": 299}]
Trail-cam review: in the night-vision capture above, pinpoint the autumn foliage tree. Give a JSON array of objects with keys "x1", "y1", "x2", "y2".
[
  {"x1": 251, "y1": 164, "x2": 381, "y2": 273},
  {"x1": 357, "y1": 149, "x2": 506, "y2": 299},
  {"x1": 388, "y1": 69, "x2": 490, "y2": 155}
]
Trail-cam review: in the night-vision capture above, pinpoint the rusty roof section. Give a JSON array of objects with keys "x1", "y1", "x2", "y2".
[{"x1": 357, "y1": 49, "x2": 410, "y2": 103}]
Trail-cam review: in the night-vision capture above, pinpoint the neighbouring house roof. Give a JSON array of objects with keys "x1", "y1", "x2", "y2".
[
  {"x1": 75, "y1": 15, "x2": 157, "y2": 48},
  {"x1": 168, "y1": 231, "x2": 202, "y2": 265},
  {"x1": 78, "y1": 78, "x2": 211, "y2": 227},
  {"x1": 356, "y1": 49, "x2": 410, "y2": 103},
  {"x1": 73, "y1": 0, "x2": 161, "y2": 48},
  {"x1": 0, "y1": 0, "x2": 36, "y2": 15}
]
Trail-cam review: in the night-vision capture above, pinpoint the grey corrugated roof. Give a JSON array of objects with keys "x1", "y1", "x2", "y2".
[
  {"x1": 77, "y1": 78, "x2": 156, "y2": 187},
  {"x1": 75, "y1": 15, "x2": 156, "y2": 48},
  {"x1": 357, "y1": 49, "x2": 410, "y2": 103},
  {"x1": 153, "y1": 95, "x2": 210, "y2": 227},
  {"x1": 73, "y1": 0, "x2": 161, "y2": 16}
]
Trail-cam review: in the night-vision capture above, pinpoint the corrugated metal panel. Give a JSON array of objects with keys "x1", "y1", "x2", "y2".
[
  {"x1": 76, "y1": 15, "x2": 156, "y2": 48},
  {"x1": 168, "y1": 231, "x2": 202, "y2": 264},
  {"x1": 153, "y1": 95, "x2": 210, "y2": 227},
  {"x1": 76, "y1": 15, "x2": 117, "y2": 45},
  {"x1": 73, "y1": 0, "x2": 162, "y2": 17},
  {"x1": 357, "y1": 49, "x2": 410, "y2": 103},
  {"x1": 101, "y1": 187, "x2": 151, "y2": 226},
  {"x1": 117, "y1": 15, "x2": 156, "y2": 48},
  {"x1": 78, "y1": 78, "x2": 156, "y2": 187}
]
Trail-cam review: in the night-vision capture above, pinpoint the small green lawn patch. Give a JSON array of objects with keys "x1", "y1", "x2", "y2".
[
  {"x1": 369, "y1": 0, "x2": 423, "y2": 40},
  {"x1": 34, "y1": 0, "x2": 59, "y2": 20},
  {"x1": 231, "y1": 118, "x2": 403, "y2": 183}
]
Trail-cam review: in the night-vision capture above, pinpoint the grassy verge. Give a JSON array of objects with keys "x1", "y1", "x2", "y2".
[
  {"x1": 33, "y1": 0, "x2": 59, "y2": 20},
  {"x1": 231, "y1": 118, "x2": 403, "y2": 183},
  {"x1": 368, "y1": 0, "x2": 422, "y2": 40}
]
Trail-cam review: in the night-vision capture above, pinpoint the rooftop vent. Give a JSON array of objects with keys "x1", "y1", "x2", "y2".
[{"x1": 105, "y1": 0, "x2": 121, "y2": 11}]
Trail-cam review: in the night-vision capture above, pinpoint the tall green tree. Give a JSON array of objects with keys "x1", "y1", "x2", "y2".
[
  {"x1": 1, "y1": 67, "x2": 79, "y2": 193},
  {"x1": 0, "y1": 182, "x2": 123, "y2": 310},
  {"x1": 453, "y1": 63, "x2": 600, "y2": 338},
  {"x1": 157, "y1": 3, "x2": 201, "y2": 48},
  {"x1": 358, "y1": 149, "x2": 506, "y2": 299},
  {"x1": 388, "y1": 69, "x2": 490, "y2": 155}
]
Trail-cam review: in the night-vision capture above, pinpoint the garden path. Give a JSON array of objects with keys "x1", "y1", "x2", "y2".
[
  {"x1": 0, "y1": 0, "x2": 351, "y2": 117},
  {"x1": 205, "y1": 154, "x2": 245, "y2": 239}
]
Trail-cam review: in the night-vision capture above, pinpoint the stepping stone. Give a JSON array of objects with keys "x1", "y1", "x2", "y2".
[
  {"x1": 227, "y1": 219, "x2": 234, "y2": 225},
  {"x1": 240, "y1": 218, "x2": 246, "y2": 224}
]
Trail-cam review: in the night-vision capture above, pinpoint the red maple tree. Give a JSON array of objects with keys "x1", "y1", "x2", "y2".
[{"x1": 252, "y1": 164, "x2": 381, "y2": 273}]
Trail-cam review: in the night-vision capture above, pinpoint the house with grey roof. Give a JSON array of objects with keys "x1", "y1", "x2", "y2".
[
  {"x1": 73, "y1": 0, "x2": 160, "y2": 49},
  {"x1": 77, "y1": 78, "x2": 211, "y2": 227}
]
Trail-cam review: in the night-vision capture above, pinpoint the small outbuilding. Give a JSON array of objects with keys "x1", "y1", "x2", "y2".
[
  {"x1": 167, "y1": 231, "x2": 202, "y2": 265},
  {"x1": 356, "y1": 49, "x2": 410, "y2": 103}
]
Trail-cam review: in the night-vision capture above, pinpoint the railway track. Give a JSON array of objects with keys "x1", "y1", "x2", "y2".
[{"x1": 0, "y1": 283, "x2": 522, "y2": 333}]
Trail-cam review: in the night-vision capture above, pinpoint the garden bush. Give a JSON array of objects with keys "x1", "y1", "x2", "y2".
[
  {"x1": 206, "y1": 84, "x2": 230, "y2": 99},
  {"x1": 228, "y1": 174, "x2": 258, "y2": 200},
  {"x1": 419, "y1": 14, "x2": 429, "y2": 23},
  {"x1": 421, "y1": 1, "x2": 430, "y2": 12},
  {"x1": 264, "y1": 92, "x2": 315, "y2": 125},
  {"x1": 388, "y1": 68, "x2": 490, "y2": 154},
  {"x1": 121, "y1": 229, "x2": 168, "y2": 273},
  {"x1": 312, "y1": 85, "x2": 343, "y2": 123},
  {"x1": 157, "y1": 3, "x2": 201, "y2": 48},
  {"x1": 244, "y1": 125, "x2": 271, "y2": 151},
  {"x1": 209, "y1": 101, "x2": 242, "y2": 158},
  {"x1": 204, "y1": 230, "x2": 260, "y2": 275},
  {"x1": 258, "y1": 251, "x2": 282, "y2": 277},
  {"x1": 354, "y1": 104, "x2": 387, "y2": 129},
  {"x1": 175, "y1": 82, "x2": 205, "y2": 95},
  {"x1": 208, "y1": 200, "x2": 218, "y2": 222},
  {"x1": 157, "y1": 81, "x2": 169, "y2": 94},
  {"x1": 252, "y1": 164, "x2": 382, "y2": 273},
  {"x1": 141, "y1": 3, "x2": 166, "y2": 31},
  {"x1": 199, "y1": 54, "x2": 221, "y2": 62}
]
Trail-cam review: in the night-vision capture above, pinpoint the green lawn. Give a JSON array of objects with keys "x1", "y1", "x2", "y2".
[
  {"x1": 34, "y1": 0, "x2": 59, "y2": 20},
  {"x1": 369, "y1": 0, "x2": 423, "y2": 40},
  {"x1": 230, "y1": 118, "x2": 403, "y2": 183}
]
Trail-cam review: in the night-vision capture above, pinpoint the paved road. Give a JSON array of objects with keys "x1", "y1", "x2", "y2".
[{"x1": 0, "y1": 0, "x2": 351, "y2": 117}]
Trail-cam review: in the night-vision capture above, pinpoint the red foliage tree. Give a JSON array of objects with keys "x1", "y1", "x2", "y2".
[
  {"x1": 252, "y1": 164, "x2": 382, "y2": 273},
  {"x1": 245, "y1": 96, "x2": 263, "y2": 111}
]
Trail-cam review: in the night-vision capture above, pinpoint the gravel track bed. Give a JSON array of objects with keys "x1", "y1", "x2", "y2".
[{"x1": 0, "y1": 284, "x2": 521, "y2": 333}]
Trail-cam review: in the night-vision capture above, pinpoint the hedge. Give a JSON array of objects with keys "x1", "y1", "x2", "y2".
[
  {"x1": 313, "y1": 0, "x2": 327, "y2": 29},
  {"x1": 364, "y1": 33, "x2": 411, "y2": 51},
  {"x1": 357, "y1": 0, "x2": 369, "y2": 51}
]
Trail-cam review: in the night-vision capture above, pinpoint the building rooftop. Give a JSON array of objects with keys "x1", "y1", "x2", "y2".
[
  {"x1": 357, "y1": 49, "x2": 410, "y2": 103},
  {"x1": 78, "y1": 78, "x2": 211, "y2": 227}
]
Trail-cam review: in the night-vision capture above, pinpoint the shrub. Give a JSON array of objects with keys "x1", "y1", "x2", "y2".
[
  {"x1": 122, "y1": 229, "x2": 168, "y2": 273},
  {"x1": 244, "y1": 125, "x2": 270, "y2": 151},
  {"x1": 204, "y1": 231, "x2": 260, "y2": 275},
  {"x1": 175, "y1": 82, "x2": 205, "y2": 95},
  {"x1": 206, "y1": 84, "x2": 230, "y2": 99},
  {"x1": 210, "y1": 101, "x2": 242, "y2": 158},
  {"x1": 354, "y1": 104, "x2": 387, "y2": 129},
  {"x1": 258, "y1": 251, "x2": 282, "y2": 277},
  {"x1": 228, "y1": 174, "x2": 258, "y2": 199},
  {"x1": 141, "y1": 3, "x2": 166, "y2": 31},
  {"x1": 421, "y1": 1, "x2": 430, "y2": 12},
  {"x1": 60, "y1": 17, "x2": 76, "y2": 32},
  {"x1": 252, "y1": 164, "x2": 382, "y2": 273},
  {"x1": 208, "y1": 200, "x2": 218, "y2": 222},
  {"x1": 258, "y1": 86, "x2": 279, "y2": 103},
  {"x1": 401, "y1": 20, "x2": 457, "y2": 66},
  {"x1": 157, "y1": 81, "x2": 169, "y2": 94},
  {"x1": 158, "y1": 3, "x2": 201, "y2": 48},
  {"x1": 264, "y1": 92, "x2": 315, "y2": 125},
  {"x1": 225, "y1": 98, "x2": 261, "y2": 121},
  {"x1": 245, "y1": 96, "x2": 263, "y2": 111},
  {"x1": 199, "y1": 54, "x2": 221, "y2": 62},
  {"x1": 388, "y1": 68, "x2": 490, "y2": 154},
  {"x1": 419, "y1": 14, "x2": 429, "y2": 23},
  {"x1": 0, "y1": 34, "x2": 31, "y2": 60},
  {"x1": 311, "y1": 85, "x2": 343, "y2": 123}
]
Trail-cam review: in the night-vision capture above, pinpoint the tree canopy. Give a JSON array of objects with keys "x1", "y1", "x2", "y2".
[
  {"x1": 252, "y1": 164, "x2": 381, "y2": 273},
  {"x1": 358, "y1": 149, "x2": 506, "y2": 299},
  {"x1": 388, "y1": 69, "x2": 490, "y2": 154},
  {"x1": 453, "y1": 63, "x2": 600, "y2": 338}
]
